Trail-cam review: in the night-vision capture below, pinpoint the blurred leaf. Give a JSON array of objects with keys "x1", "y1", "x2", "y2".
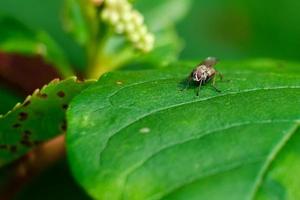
[
  {"x1": 177, "y1": 0, "x2": 300, "y2": 61},
  {"x1": 0, "y1": 17, "x2": 74, "y2": 77},
  {"x1": 67, "y1": 60, "x2": 300, "y2": 199},
  {"x1": 0, "y1": 0, "x2": 86, "y2": 70},
  {"x1": 0, "y1": 77, "x2": 95, "y2": 166},
  {"x1": 14, "y1": 159, "x2": 91, "y2": 200},
  {"x1": 122, "y1": 28, "x2": 183, "y2": 70},
  {"x1": 63, "y1": 0, "x2": 90, "y2": 45},
  {"x1": 128, "y1": 0, "x2": 191, "y2": 67},
  {"x1": 0, "y1": 52, "x2": 64, "y2": 94},
  {"x1": 135, "y1": 0, "x2": 192, "y2": 31},
  {"x1": 63, "y1": 0, "x2": 98, "y2": 46},
  {"x1": 0, "y1": 85, "x2": 22, "y2": 115}
]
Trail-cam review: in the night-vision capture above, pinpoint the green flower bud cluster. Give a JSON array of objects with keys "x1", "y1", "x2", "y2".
[{"x1": 101, "y1": 0, "x2": 155, "y2": 52}]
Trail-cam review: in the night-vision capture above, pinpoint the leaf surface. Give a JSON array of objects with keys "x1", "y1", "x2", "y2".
[{"x1": 67, "y1": 60, "x2": 300, "y2": 199}]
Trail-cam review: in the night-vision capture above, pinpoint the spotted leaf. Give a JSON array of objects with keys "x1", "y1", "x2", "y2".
[{"x1": 0, "y1": 77, "x2": 95, "y2": 166}]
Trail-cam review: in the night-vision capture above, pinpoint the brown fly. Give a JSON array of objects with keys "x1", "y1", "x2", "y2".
[{"x1": 184, "y1": 57, "x2": 224, "y2": 96}]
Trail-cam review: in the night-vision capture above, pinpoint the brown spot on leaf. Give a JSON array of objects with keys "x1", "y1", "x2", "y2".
[
  {"x1": 13, "y1": 123, "x2": 21, "y2": 128},
  {"x1": 9, "y1": 145, "x2": 17, "y2": 153},
  {"x1": 21, "y1": 132, "x2": 31, "y2": 147},
  {"x1": 37, "y1": 92, "x2": 48, "y2": 98},
  {"x1": 22, "y1": 133, "x2": 30, "y2": 141},
  {"x1": 20, "y1": 140, "x2": 33, "y2": 147},
  {"x1": 23, "y1": 100, "x2": 31, "y2": 107},
  {"x1": 23, "y1": 130, "x2": 32, "y2": 136},
  {"x1": 0, "y1": 144, "x2": 8, "y2": 149},
  {"x1": 57, "y1": 91, "x2": 65, "y2": 98},
  {"x1": 61, "y1": 120, "x2": 67, "y2": 131},
  {"x1": 62, "y1": 104, "x2": 68, "y2": 110},
  {"x1": 19, "y1": 112, "x2": 28, "y2": 121},
  {"x1": 34, "y1": 141, "x2": 42, "y2": 146}
]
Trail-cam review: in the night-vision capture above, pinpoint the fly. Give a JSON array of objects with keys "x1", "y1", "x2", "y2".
[{"x1": 184, "y1": 57, "x2": 223, "y2": 96}]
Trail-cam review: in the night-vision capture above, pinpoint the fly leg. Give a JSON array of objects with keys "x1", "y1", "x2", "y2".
[
  {"x1": 181, "y1": 76, "x2": 192, "y2": 91},
  {"x1": 217, "y1": 71, "x2": 230, "y2": 82},
  {"x1": 211, "y1": 75, "x2": 221, "y2": 93},
  {"x1": 196, "y1": 80, "x2": 203, "y2": 96},
  {"x1": 218, "y1": 72, "x2": 224, "y2": 81}
]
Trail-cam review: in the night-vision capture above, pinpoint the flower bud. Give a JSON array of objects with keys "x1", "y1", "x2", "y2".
[{"x1": 101, "y1": 0, "x2": 155, "y2": 52}]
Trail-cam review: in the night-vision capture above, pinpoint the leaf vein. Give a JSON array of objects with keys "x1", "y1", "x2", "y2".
[
  {"x1": 96, "y1": 86, "x2": 300, "y2": 198},
  {"x1": 120, "y1": 120, "x2": 297, "y2": 199},
  {"x1": 247, "y1": 122, "x2": 300, "y2": 200},
  {"x1": 99, "y1": 86, "x2": 300, "y2": 159},
  {"x1": 154, "y1": 158, "x2": 264, "y2": 200}
]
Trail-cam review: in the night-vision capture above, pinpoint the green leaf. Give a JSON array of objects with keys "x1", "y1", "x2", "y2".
[
  {"x1": 135, "y1": 0, "x2": 192, "y2": 31},
  {"x1": 63, "y1": 0, "x2": 97, "y2": 46},
  {"x1": 133, "y1": 0, "x2": 191, "y2": 66},
  {"x1": 176, "y1": 0, "x2": 300, "y2": 61},
  {"x1": 122, "y1": 28, "x2": 183, "y2": 71},
  {"x1": 255, "y1": 128, "x2": 300, "y2": 200},
  {"x1": 0, "y1": 0, "x2": 87, "y2": 70},
  {"x1": 0, "y1": 85, "x2": 22, "y2": 115},
  {"x1": 0, "y1": 77, "x2": 95, "y2": 166},
  {"x1": 0, "y1": 16, "x2": 74, "y2": 77},
  {"x1": 63, "y1": 0, "x2": 90, "y2": 45},
  {"x1": 67, "y1": 59, "x2": 300, "y2": 199}
]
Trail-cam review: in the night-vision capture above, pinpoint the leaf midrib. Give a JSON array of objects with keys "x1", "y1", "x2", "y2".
[
  {"x1": 156, "y1": 158, "x2": 263, "y2": 200},
  {"x1": 156, "y1": 122, "x2": 300, "y2": 200},
  {"x1": 248, "y1": 122, "x2": 300, "y2": 200}
]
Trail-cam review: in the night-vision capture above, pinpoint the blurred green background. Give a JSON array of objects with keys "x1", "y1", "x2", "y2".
[
  {"x1": 1, "y1": 0, "x2": 299, "y2": 70},
  {"x1": 0, "y1": 0, "x2": 300, "y2": 199},
  {"x1": 177, "y1": 0, "x2": 300, "y2": 61}
]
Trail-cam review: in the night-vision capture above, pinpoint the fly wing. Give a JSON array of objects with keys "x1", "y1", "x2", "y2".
[{"x1": 201, "y1": 57, "x2": 218, "y2": 67}]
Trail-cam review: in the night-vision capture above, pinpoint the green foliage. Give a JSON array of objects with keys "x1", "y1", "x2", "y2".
[
  {"x1": 128, "y1": 0, "x2": 191, "y2": 67},
  {"x1": 0, "y1": 0, "x2": 300, "y2": 199},
  {"x1": 63, "y1": 0, "x2": 93, "y2": 46},
  {"x1": 0, "y1": 17, "x2": 74, "y2": 77},
  {"x1": 177, "y1": 0, "x2": 300, "y2": 61},
  {"x1": 67, "y1": 60, "x2": 300, "y2": 199},
  {"x1": 0, "y1": 86, "x2": 22, "y2": 115},
  {"x1": 94, "y1": 0, "x2": 191, "y2": 75},
  {"x1": 255, "y1": 129, "x2": 300, "y2": 200},
  {"x1": 0, "y1": 78, "x2": 94, "y2": 166},
  {"x1": 135, "y1": 0, "x2": 191, "y2": 31},
  {"x1": 0, "y1": 0, "x2": 86, "y2": 70}
]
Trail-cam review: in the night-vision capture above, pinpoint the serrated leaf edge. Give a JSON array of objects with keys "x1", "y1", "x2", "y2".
[{"x1": 0, "y1": 76, "x2": 95, "y2": 119}]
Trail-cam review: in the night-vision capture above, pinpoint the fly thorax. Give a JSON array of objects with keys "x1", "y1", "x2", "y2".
[{"x1": 207, "y1": 68, "x2": 216, "y2": 76}]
